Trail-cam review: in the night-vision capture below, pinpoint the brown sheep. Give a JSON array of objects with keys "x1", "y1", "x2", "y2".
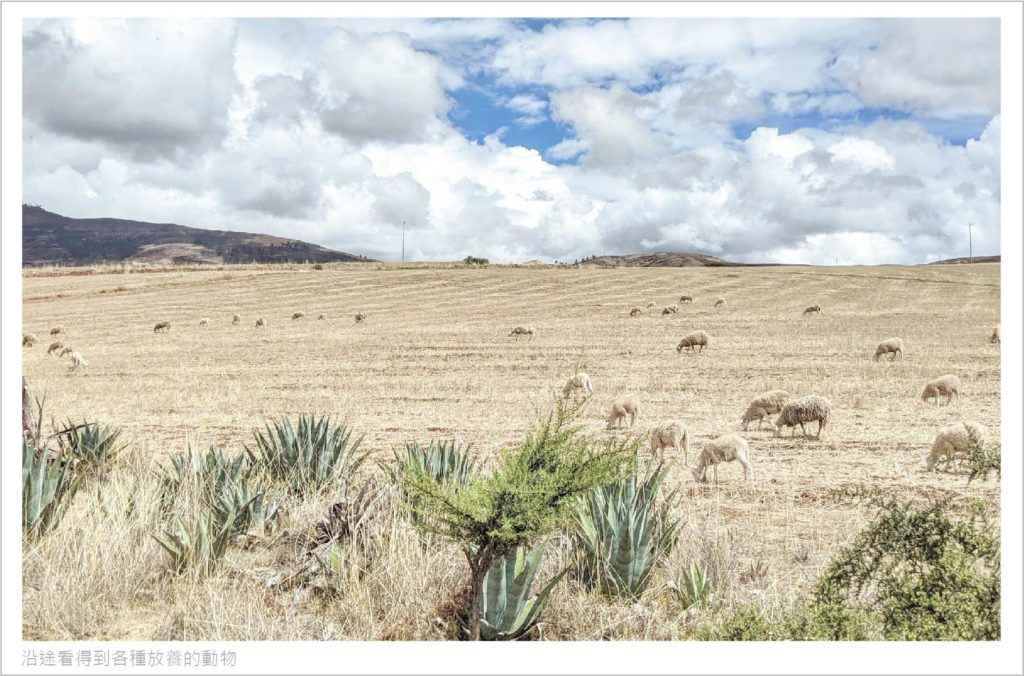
[
  {"x1": 23, "y1": 333, "x2": 38, "y2": 347},
  {"x1": 629, "y1": 307, "x2": 643, "y2": 317},
  {"x1": 255, "y1": 318, "x2": 266, "y2": 329},
  {"x1": 50, "y1": 325, "x2": 65, "y2": 336},
  {"x1": 509, "y1": 325, "x2": 534, "y2": 339},
  {"x1": 679, "y1": 295, "x2": 693, "y2": 303},
  {"x1": 355, "y1": 313, "x2": 367, "y2": 324},
  {"x1": 153, "y1": 321, "x2": 171, "y2": 333},
  {"x1": 990, "y1": 324, "x2": 1000, "y2": 344},
  {"x1": 47, "y1": 341, "x2": 65, "y2": 355},
  {"x1": 292, "y1": 312, "x2": 306, "y2": 320},
  {"x1": 803, "y1": 304, "x2": 822, "y2": 316}
]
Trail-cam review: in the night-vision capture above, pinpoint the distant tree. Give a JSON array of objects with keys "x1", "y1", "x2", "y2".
[{"x1": 463, "y1": 256, "x2": 489, "y2": 265}]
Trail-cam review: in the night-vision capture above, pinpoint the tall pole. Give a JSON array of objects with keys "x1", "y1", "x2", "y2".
[
  {"x1": 402, "y1": 220, "x2": 406, "y2": 262},
  {"x1": 967, "y1": 221, "x2": 973, "y2": 264}
]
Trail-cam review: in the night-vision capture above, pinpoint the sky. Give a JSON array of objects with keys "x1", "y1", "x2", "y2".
[{"x1": 22, "y1": 17, "x2": 1001, "y2": 264}]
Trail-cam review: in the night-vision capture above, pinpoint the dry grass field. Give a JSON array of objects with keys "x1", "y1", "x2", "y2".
[{"x1": 21, "y1": 262, "x2": 1001, "y2": 640}]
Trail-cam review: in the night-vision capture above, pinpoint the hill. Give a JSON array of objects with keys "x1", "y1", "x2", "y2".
[
  {"x1": 927, "y1": 255, "x2": 1000, "y2": 265},
  {"x1": 22, "y1": 205, "x2": 372, "y2": 266},
  {"x1": 579, "y1": 252, "x2": 743, "y2": 267}
]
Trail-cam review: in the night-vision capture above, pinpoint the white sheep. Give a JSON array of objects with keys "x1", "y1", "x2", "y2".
[
  {"x1": 68, "y1": 351, "x2": 89, "y2": 370},
  {"x1": 874, "y1": 337, "x2": 904, "y2": 361},
  {"x1": 509, "y1": 325, "x2": 534, "y2": 340},
  {"x1": 292, "y1": 312, "x2": 305, "y2": 320},
  {"x1": 562, "y1": 372, "x2": 594, "y2": 398},
  {"x1": 232, "y1": 314, "x2": 241, "y2": 325},
  {"x1": 773, "y1": 395, "x2": 832, "y2": 439},
  {"x1": 692, "y1": 434, "x2": 751, "y2": 483},
  {"x1": 990, "y1": 324, "x2": 1000, "y2": 344},
  {"x1": 23, "y1": 333, "x2": 38, "y2": 347},
  {"x1": 713, "y1": 298, "x2": 725, "y2": 308},
  {"x1": 153, "y1": 321, "x2": 171, "y2": 333},
  {"x1": 199, "y1": 317, "x2": 210, "y2": 327},
  {"x1": 661, "y1": 304, "x2": 680, "y2": 316},
  {"x1": 650, "y1": 421, "x2": 689, "y2": 463},
  {"x1": 803, "y1": 304, "x2": 822, "y2": 316},
  {"x1": 926, "y1": 421, "x2": 988, "y2": 471},
  {"x1": 741, "y1": 390, "x2": 790, "y2": 431},
  {"x1": 255, "y1": 318, "x2": 266, "y2": 329},
  {"x1": 606, "y1": 395, "x2": 640, "y2": 430},
  {"x1": 921, "y1": 374, "x2": 961, "y2": 405},
  {"x1": 676, "y1": 330, "x2": 710, "y2": 353}
]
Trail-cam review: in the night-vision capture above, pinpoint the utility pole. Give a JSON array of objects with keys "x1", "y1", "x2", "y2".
[
  {"x1": 967, "y1": 221, "x2": 974, "y2": 264},
  {"x1": 402, "y1": 220, "x2": 406, "y2": 262}
]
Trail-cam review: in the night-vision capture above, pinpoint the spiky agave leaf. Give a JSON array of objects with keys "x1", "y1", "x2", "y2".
[
  {"x1": 22, "y1": 440, "x2": 82, "y2": 538},
  {"x1": 246, "y1": 415, "x2": 366, "y2": 495},
  {"x1": 55, "y1": 419, "x2": 126, "y2": 470},
  {"x1": 473, "y1": 538, "x2": 567, "y2": 640}
]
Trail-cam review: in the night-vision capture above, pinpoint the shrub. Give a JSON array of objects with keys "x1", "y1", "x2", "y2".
[
  {"x1": 572, "y1": 458, "x2": 680, "y2": 598},
  {"x1": 312, "y1": 263, "x2": 324, "y2": 270},
  {"x1": 246, "y1": 415, "x2": 366, "y2": 495},
  {"x1": 22, "y1": 440, "x2": 82, "y2": 538},
  {"x1": 389, "y1": 440, "x2": 475, "y2": 529},
  {"x1": 463, "y1": 256, "x2": 489, "y2": 265},
  {"x1": 55, "y1": 419, "x2": 126, "y2": 473},
  {"x1": 398, "y1": 397, "x2": 635, "y2": 639},
  {"x1": 964, "y1": 442, "x2": 1000, "y2": 484}
]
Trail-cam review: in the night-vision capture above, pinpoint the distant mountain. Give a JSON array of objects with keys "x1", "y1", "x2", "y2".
[
  {"x1": 927, "y1": 255, "x2": 1000, "y2": 265},
  {"x1": 22, "y1": 205, "x2": 373, "y2": 266},
  {"x1": 579, "y1": 252, "x2": 744, "y2": 267}
]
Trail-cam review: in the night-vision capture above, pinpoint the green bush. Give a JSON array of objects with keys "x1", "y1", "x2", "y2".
[
  {"x1": 463, "y1": 256, "x2": 489, "y2": 265},
  {"x1": 56, "y1": 419, "x2": 126, "y2": 472},
  {"x1": 572, "y1": 458, "x2": 680, "y2": 598},
  {"x1": 389, "y1": 440, "x2": 475, "y2": 529},
  {"x1": 22, "y1": 440, "x2": 82, "y2": 538},
  {"x1": 312, "y1": 263, "x2": 324, "y2": 270},
  {"x1": 246, "y1": 415, "x2": 366, "y2": 495}
]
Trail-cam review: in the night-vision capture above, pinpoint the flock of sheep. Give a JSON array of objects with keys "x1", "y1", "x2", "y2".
[{"x1": 22, "y1": 287, "x2": 1000, "y2": 483}]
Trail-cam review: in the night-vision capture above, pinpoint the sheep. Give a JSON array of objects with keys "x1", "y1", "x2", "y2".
[
  {"x1": 58, "y1": 346, "x2": 76, "y2": 357},
  {"x1": 650, "y1": 421, "x2": 689, "y2": 463},
  {"x1": 926, "y1": 421, "x2": 988, "y2": 472},
  {"x1": 990, "y1": 324, "x2": 1000, "y2": 344},
  {"x1": 713, "y1": 298, "x2": 725, "y2": 308},
  {"x1": 255, "y1": 318, "x2": 266, "y2": 329},
  {"x1": 921, "y1": 374, "x2": 961, "y2": 405},
  {"x1": 153, "y1": 321, "x2": 171, "y2": 333},
  {"x1": 803, "y1": 304, "x2": 822, "y2": 316},
  {"x1": 50, "y1": 325, "x2": 65, "y2": 336},
  {"x1": 47, "y1": 341, "x2": 65, "y2": 355},
  {"x1": 661, "y1": 304, "x2": 680, "y2": 316},
  {"x1": 679, "y1": 295, "x2": 693, "y2": 303},
  {"x1": 741, "y1": 390, "x2": 790, "y2": 431},
  {"x1": 199, "y1": 318, "x2": 210, "y2": 327},
  {"x1": 645, "y1": 302, "x2": 655, "y2": 309},
  {"x1": 562, "y1": 372, "x2": 594, "y2": 398},
  {"x1": 692, "y1": 434, "x2": 751, "y2": 483},
  {"x1": 23, "y1": 333, "x2": 38, "y2": 347},
  {"x1": 68, "y1": 351, "x2": 88, "y2": 370},
  {"x1": 318, "y1": 314, "x2": 326, "y2": 321},
  {"x1": 874, "y1": 337, "x2": 904, "y2": 361},
  {"x1": 606, "y1": 395, "x2": 640, "y2": 430},
  {"x1": 355, "y1": 313, "x2": 367, "y2": 324},
  {"x1": 629, "y1": 307, "x2": 643, "y2": 317},
  {"x1": 676, "y1": 330, "x2": 710, "y2": 353},
  {"x1": 232, "y1": 314, "x2": 241, "y2": 325},
  {"x1": 509, "y1": 325, "x2": 534, "y2": 340},
  {"x1": 773, "y1": 395, "x2": 832, "y2": 439},
  {"x1": 292, "y1": 312, "x2": 305, "y2": 320}
]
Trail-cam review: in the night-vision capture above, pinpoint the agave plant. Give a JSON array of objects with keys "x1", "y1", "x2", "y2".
[
  {"x1": 246, "y1": 415, "x2": 366, "y2": 494},
  {"x1": 572, "y1": 459, "x2": 680, "y2": 598},
  {"x1": 391, "y1": 439, "x2": 475, "y2": 485},
  {"x1": 463, "y1": 539, "x2": 566, "y2": 641},
  {"x1": 22, "y1": 440, "x2": 83, "y2": 538},
  {"x1": 152, "y1": 509, "x2": 234, "y2": 576},
  {"x1": 55, "y1": 419, "x2": 125, "y2": 471},
  {"x1": 671, "y1": 561, "x2": 712, "y2": 609}
]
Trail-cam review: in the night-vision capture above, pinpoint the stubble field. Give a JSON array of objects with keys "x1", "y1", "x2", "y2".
[{"x1": 21, "y1": 262, "x2": 1001, "y2": 640}]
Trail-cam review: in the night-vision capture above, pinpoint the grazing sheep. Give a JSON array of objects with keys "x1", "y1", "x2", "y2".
[
  {"x1": 676, "y1": 330, "x2": 710, "y2": 353},
  {"x1": 58, "y1": 346, "x2": 75, "y2": 357},
  {"x1": 318, "y1": 314, "x2": 326, "y2": 321},
  {"x1": 355, "y1": 313, "x2": 367, "y2": 324},
  {"x1": 562, "y1": 372, "x2": 594, "y2": 398},
  {"x1": 509, "y1": 325, "x2": 534, "y2": 340},
  {"x1": 692, "y1": 434, "x2": 751, "y2": 483},
  {"x1": 255, "y1": 318, "x2": 265, "y2": 329},
  {"x1": 713, "y1": 298, "x2": 725, "y2": 308},
  {"x1": 650, "y1": 421, "x2": 689, "y2": 463},
  {"x1": 50, "y1": 325, "x2": 65, "y2": 336},
  {"x1": 679, "y1": 295, "x2": 693, "y2": 303},
  {"x1": 47, "y1": 340, "x2": 65, "y2": 355},
  {"x1": 803, "y1": 304, "x2": 822, "y2": 316},
  {"x1": 645, "y1": 302, "x2": 655, "y2": 309},
  {"x1": 292, "y1": 312, "x2": 305, "y2": 320},
  {"x1": 199, "y1": 318, "x2": 210, "y2": 327},
  {"x1": 874, "y1": 337, "x2": 904, "y2": 361},
  {"x1": 153, "y1": 321, "x2": 171, "y2": 333},
  {"x1": 926, "y1": 421, "x2": 988, "y2": 471},
  {"x1": 606, "y1": 396, "x2": 640, "y2": 430},
  {"x1": 629, "y1": 307, "x2": 643, "y2": 317},
  {"x1": 921, "y1": 374, "x2": 961, "y2": 405},
  {"x1": 990, "y1": 324, "x2": 1000, "y2": 344},
  {"x1": 661, "y1": 304, "x2": 680, "y2": 316},
  {"x1": 23, "y1": 333, "x2": 38, "y2": 347},
  {"x1": 68, "y1": 351, "x2": 88, "y2": 370},
  {"x1": 741, "y1": 390, "x2": 790, "y2": 431},
  {"x1": 232, "y1": 314, "x2": 241, "y2": 325},
  {"x1": 773, "y1": 395, "x2": 832, "y2": 439}
]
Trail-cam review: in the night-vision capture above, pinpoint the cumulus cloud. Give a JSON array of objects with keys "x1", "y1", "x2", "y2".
[{"x1": 21, "y1": 17, "x2": 1001, "y2": 265}]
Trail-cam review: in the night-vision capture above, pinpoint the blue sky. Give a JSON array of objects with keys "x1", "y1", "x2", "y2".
[{"x1": 22, "y1": 17, "x2": 1001, "y2": 264}]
